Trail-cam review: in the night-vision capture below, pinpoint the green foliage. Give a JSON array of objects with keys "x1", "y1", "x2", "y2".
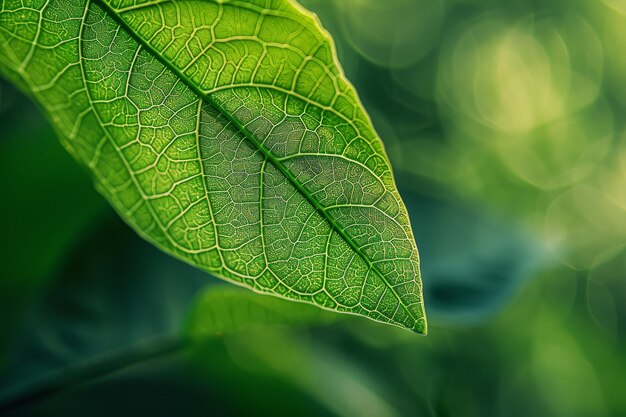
[
  {"x1": 3, "y1": 0, "x2": 626, "y2": 415},
  {"x1": 0, "y1": 0, "x2": 425, "y2": 332}
]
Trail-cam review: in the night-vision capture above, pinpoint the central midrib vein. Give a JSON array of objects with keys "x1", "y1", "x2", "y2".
[{"x1": 90, "y1": 0, "x2": 418, "y2": 325}]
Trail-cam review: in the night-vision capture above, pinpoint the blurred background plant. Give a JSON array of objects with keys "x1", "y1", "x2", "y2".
[{"x1": 1, "y1": 0, "x2": 625, "y2": 416}]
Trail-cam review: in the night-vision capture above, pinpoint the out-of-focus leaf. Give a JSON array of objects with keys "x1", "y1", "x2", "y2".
[
  {"x1": 3, "y1": 330, "x2": 338, "y2": 417},
  {"x1": 187, "y1": 287, "x2": 335, "y2": 340},
  {"x1": 0, "y1": 219, "x2": 212, "y2": 400},
  {"x1": 0, "y1": 0, "x2": 426, "y2": 332}
]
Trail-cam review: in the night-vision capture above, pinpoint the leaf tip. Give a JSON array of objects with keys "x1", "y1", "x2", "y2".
[{"x1": 412, "y1": 317, "x2": 428, "y2": 335}]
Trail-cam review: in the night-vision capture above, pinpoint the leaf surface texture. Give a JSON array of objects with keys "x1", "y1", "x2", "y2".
[{"x1": 0, "y1": 0, "x2": 426, "y2": 332}]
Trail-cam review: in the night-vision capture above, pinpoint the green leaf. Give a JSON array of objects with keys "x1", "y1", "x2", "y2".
[
  {"x1": 0, "y1": 0, "x2": 426, "y2": 332},
  {"x1": 187, "y1": 286, "x2": 336, "y2": 339}
]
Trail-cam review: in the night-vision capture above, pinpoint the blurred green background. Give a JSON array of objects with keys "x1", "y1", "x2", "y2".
[{"x1": 1, "y1": 0, "x2": 625, "y2": 415}]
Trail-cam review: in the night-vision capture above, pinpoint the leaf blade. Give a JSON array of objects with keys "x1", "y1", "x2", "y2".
[{"x1": 0, "y1": 0, "x2": 427, "y2": 332}]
